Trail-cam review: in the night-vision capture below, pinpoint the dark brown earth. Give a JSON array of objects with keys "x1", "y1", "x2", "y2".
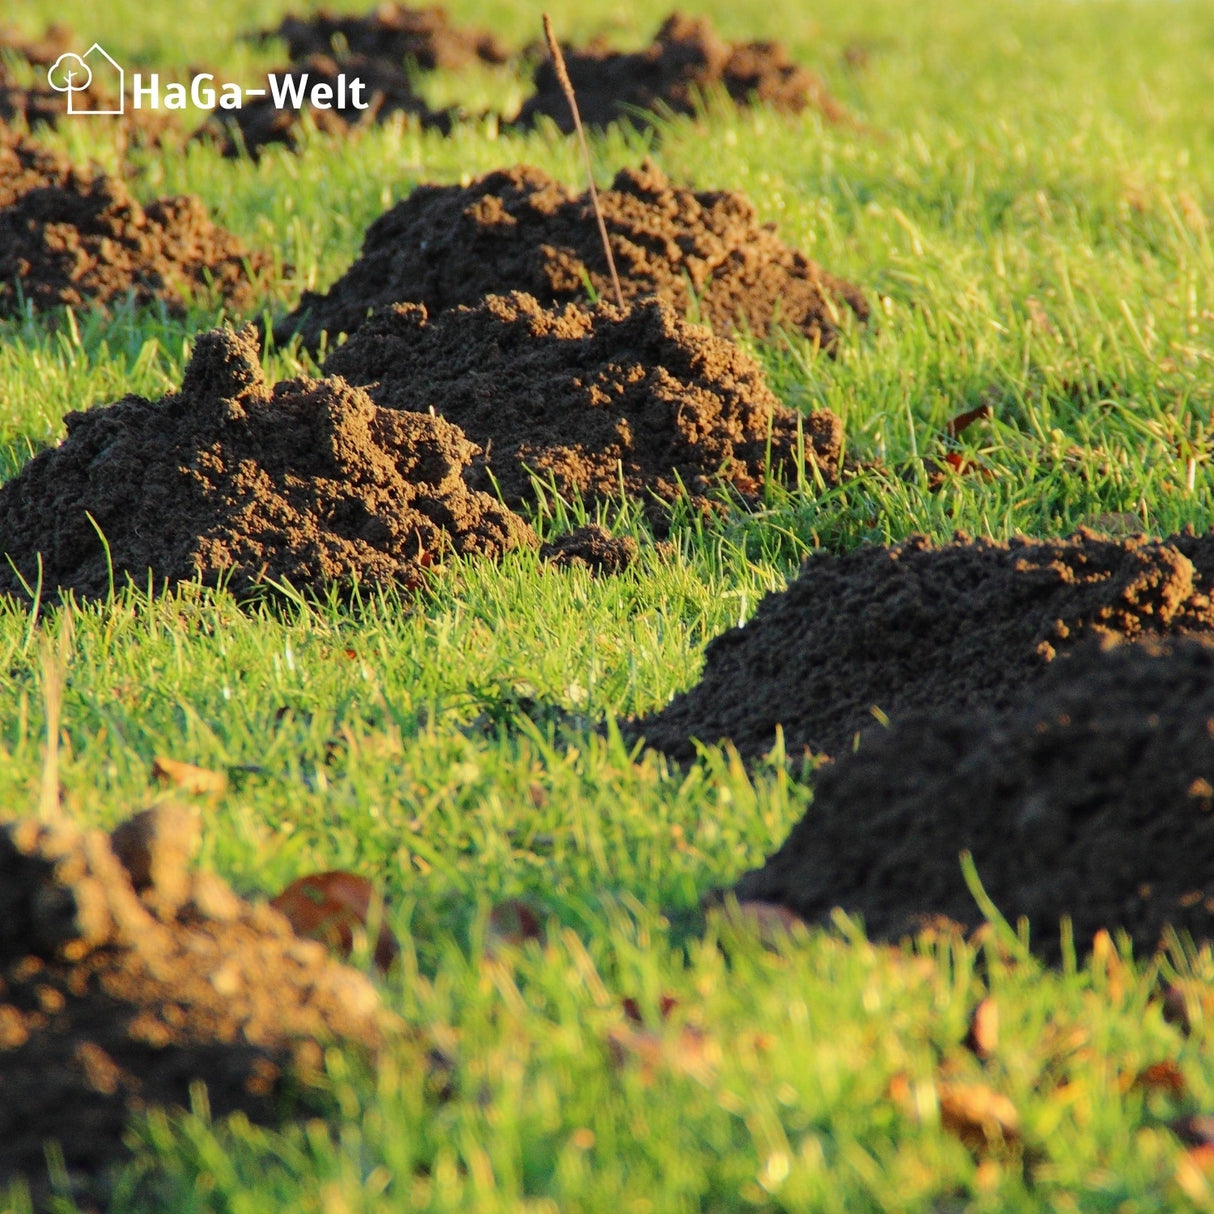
[
  {"x1": 323, "y1": 291, "x2": 843, "y2": 528},
  {"x1": 514, "y1": 12, "x2": 848, "y2": 133},
  {"x1": 259, "y1": 3, "x2": 509, "y2": 70},
  {"x1": 0, "y1": 805, "x2": 393, "y2": 1210},
  {"x1": 540, "y1": 525, "x2": 638, "y2": 574},
  {"x1": 276, "y1": 159, "x2": 868, "y2": 350},
  {"x1": 631, "y1": 528, "x2": 1214, "y2": 762},
  {"x1": 197, "y1": 53, "x2": 454, "y2": 160},
  {"x1": 0, "y1": 128, "x2": 271, "y2": 317},
  {"x1": 0, "y1": 325, "x2": 535, "y2": 602},
  {"x1": 733, "y1": 635, "x2": 1214, "y2": 960}
]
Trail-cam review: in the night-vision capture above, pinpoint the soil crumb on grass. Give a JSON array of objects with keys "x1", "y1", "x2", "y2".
[
  {"x1": 323, "y1": 291, "x2": 843, "y2": 528},
  {"x1": 0, "y1": 325, "x2": 535, "y2": 602},
  {"x1": 0, "y1": 805, "x2": 392, "y2": 1210},
  {"x1": 0, "y1": 129, "x2": 270, "y2": 317},
  {"x1": 540, "y1": 525, "x2": 638, "y2": 574},
  {"x1": 258, "y1": 3, "x2": 509, "y2": 70},
  {"x1": 196, "y1": 53, "x2": 454, "y2": 160},
  {"x1": 733, "y1": 636, "x2": 1214, "y2": 959},
  {"x1": 631, "y1": 529, "x2": 1214, "y2": 762},
  {"x1": 275, "y1": 159, "x2": 868, "y2": 349},
  {"x1": 514, "y1": 12, "x2": 848, "y2": 132}
]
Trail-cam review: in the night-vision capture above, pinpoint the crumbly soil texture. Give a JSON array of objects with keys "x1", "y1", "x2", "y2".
[
  {"x1": 258, "y1": 3, "x2": 509, "y2": 70},
  {"x1": 196, "y1": 53, "x2": 454, "y2": 160},
  {"x1": 0, "y1": 325, "x2": 534, "y2": 602},
  {"x1": 734, "y1": 636, "x2": 1214, "y2": 959},
  {"x1": 275, "y1": 159, "x2": 868, "y2": 349},
  {"x1": 323, "y1": 291, "x2": 843, "y2": 528},
  {"x1": 514, "y1": 12, "x2": 848, "y2": 132},
  {"x1": 0, "y1": 805, "x2": 392, "y2": 1209},
  {"x1": 632, "y1": 528, "x2": 1214, "y2": 762},
  {"x1": 0, "y1": 128, "x2": 270, "y2": 317}
]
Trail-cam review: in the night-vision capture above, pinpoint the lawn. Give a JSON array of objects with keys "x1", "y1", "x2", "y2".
[{"x1": 3, "y1": 0, "x2": 1214, "y2": 1209}]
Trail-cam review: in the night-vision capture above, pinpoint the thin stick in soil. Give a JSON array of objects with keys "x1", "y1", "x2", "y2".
[{"x1": 542, "y1": 13, "x2": 625, "y2": 310}]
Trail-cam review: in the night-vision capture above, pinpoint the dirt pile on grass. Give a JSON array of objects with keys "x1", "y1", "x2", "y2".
[
  {"x1": 540, "y1": 525, "x2": 638, "y2": 574},
  {"x1": 0, "y1": 325, "x2": 535, "y2": 602},
  {"x1": 514, "y1": 12, "x2": 848, "y2": 132},
  {"x1": 259, "y1": 3, "x2": 509, "y2": 70},
  {"x1": 0, "y1": 804, "x2": 392, "y2": 1209},
  {"x1": 733, "y1": 636, "x2": 1214, "y2": 959},
  {"x1": 277, "y1": 159, "x2": 868, "y2": 349},
  {"x1": 197, "y1": 53, "x2": 454, "y2": 159},
  {"x1": 0, "y1": 128, "x2": 271, "y2": 317},
  {"x1": 323, "y1": 291, "x2": 843, "y2": 528},
  {"x1": 632, "y1": 528, "x2": 1214, "y2": 762}
]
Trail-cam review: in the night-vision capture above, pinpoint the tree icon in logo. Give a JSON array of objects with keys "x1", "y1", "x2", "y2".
[{"x1": 46, "y1": 44, "x2": 124, "y2": 115}]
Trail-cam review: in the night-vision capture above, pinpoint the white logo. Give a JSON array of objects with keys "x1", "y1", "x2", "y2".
[
  {"x1": 47, "y1": 44, "x2": 124, "y2": 115},
  {"x1": 45, "y1": 43, "x2": 368, "y2": 116}
]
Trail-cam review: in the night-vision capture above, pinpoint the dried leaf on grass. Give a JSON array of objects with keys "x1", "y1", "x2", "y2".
[
  {"x1": 271, "y1": 871, "x2": 399, "y2": 972},
  {"x1": 151, "y1": 755, "x2": 227, "y2": 795}
]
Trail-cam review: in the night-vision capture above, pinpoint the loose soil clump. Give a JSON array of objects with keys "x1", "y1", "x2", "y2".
[
  {"x1": 322, "y1": 291, "x2": 843, "y2": 528},
  {"x1": 540, "y1": 525, "x2": 638, "y2": 574},
  {"x1": 0, "y1": 804, "x2": 393, "y2": 1208},
  {"x1": 258, "y1": 3, "x2": 509, "y2": 70},
  {"x1": 276, "y1": 159, "x2": 868, "y2": 349},
  {"x1": 197, "y1": 53, "x2": 454, "y2": 160},
  {"x1": 0, "y1": 325, "x2": 535, "y2": 602},
  {"x1": 0, "y1": 128, "x2": 271, "y2": 317},
  {"x1": 733, "y1": 636, "x2": 1214, "y2": 959},
  {"x1": 513, "y1": 12, "x2": 848, "y2": 132},
  {"x1": 631, "y1": 528, "x2": 1214, "y2": 762}
]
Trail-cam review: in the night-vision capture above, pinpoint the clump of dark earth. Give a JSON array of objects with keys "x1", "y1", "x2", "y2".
[
  {"x1": 513, "y1": 12, "x2": 848, "y2": 133},
  {"x1": 323, "y1": 291, "x2": 843, "y2": 529},
  {"x1": 540, "y1": 525, "x2": 638, "y2": 574},
  {"x1": 0, "y1": 325, "x2": 535, "y2": 602},
  {"x1": 197, "y1": 53, "x2": 454, "y2": 159},
  {"x1": 258, "y1": 3, "x2": 509, "y2": 70},
  {"x1": 0, "y1": 804, "x2": 393, "y2": 1209},
  {"x1": 0, "y1": 128, "x2": 271, "y2": 317},
  {"x1": 277, "y1": 159, "x2": 868, "y2": 350},
  {"x1": 632, "y1": 528, "x2": 1214, "y2": 762},
  {"x1": 733, "y1": 636, "x2": 1214, "y2": 960}
]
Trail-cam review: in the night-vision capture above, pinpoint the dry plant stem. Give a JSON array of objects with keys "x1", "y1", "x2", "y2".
[
  {"x1": 542, "y1": 13, "x2": 625, "y2": 310},
  {"x1": 38, "y1": 611, "x2": 72, "y2": 820}
]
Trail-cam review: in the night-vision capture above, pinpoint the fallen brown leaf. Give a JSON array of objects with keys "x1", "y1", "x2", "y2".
[
  {"x1": 271, "y1": 871, "x2": 399, "y2": 972},
  {"x1": 151, "y1": 755, "x2": 226, "y2": 796},
  {"x1": 1131, "y1": 1060, "x2": 1187, "y2": 1100},
  {"x1": 964, "y1": 997, "x2": 999, "y2": 1060},
  {"x1": 945, "y1": 403, "x2": 992, "y2": 439},
  {"x1": 937, "y1": 1081, "x2": 1022, "y2": 1154}
]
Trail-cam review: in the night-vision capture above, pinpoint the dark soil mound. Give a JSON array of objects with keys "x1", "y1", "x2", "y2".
[
  {"x1": 540, "y1": 525, "x2": 638, "y2": 574},
  {"x1": 514, "y1": 12, "x2": 848, "y2": 132},
  {"x1": 197, "y1": 53, "x2": 453, "y2": 159},
  {"x1": 0, "y1": 325, "x2": 535, "y2": 602},
  {"x1": 733, "y1": 636, "x2": 1214, "y2": 959},
  {"x1": 631, "y1": 529, "x2": 1214, "y2": 762},
  {"x1": 323, "y1": 291, "x2": 843, "y2": 528},
  {"x1": 260, "y1": 3, "x2": 508, "y2": 70},
  {"x1": 0, "y1": 805, "x2": 391, "y2": 1209},
  {"x1": 0, "y1": 129, "x2": 271, "y2": 317},
  {"x1": 277, "y1": 159, "x2": 868, "y2": 349}
]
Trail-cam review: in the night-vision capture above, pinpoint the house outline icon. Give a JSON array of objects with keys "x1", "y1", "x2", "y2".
[{"x1": 68, "y1": 44, "x2": 124, "y2": 115}]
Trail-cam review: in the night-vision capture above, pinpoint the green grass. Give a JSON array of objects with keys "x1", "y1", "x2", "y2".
[{"x1": 3, "y1": 0, "x2": 1214, "y2": 1208}]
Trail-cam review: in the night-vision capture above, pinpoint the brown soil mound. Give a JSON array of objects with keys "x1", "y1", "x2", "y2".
[
  {"x1": 276, "y1": 159, "x2": 868, "y2": 350},
  {"x1": 0, "y1": 805, "x2": 391, "y2": 1208},
  {"x1": 197, "y1": 53, "x2": 453, "y2": 160},
  {"x1": 0, "y1": 325, "x2": 535, "y2": 602},
  {"x1": 540, "y1": 525, "x2": 638, "y2": 574},
  {"x1": 0, "y1": 128, "x2": 271, "y2": 317},
  {"x1": 260, "y1": 4, "x2": 509, "y2": 70},
  {"x1": 322, "y1": 291, "x2": 843, "y2": 528},
  {"x1": 733, "y1": 636, "x2": 1214, "y2": 959},
  {"x1": 514, "y1": 12, "x2": 848, "y2": 132},
  {"x1": 631, "y1": 529, "x2": 1214, "y2": 762}
]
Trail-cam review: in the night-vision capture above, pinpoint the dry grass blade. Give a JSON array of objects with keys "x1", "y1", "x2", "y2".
[{"x1": 542, "y1": 13, "x2": 624, "y2": 310}]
